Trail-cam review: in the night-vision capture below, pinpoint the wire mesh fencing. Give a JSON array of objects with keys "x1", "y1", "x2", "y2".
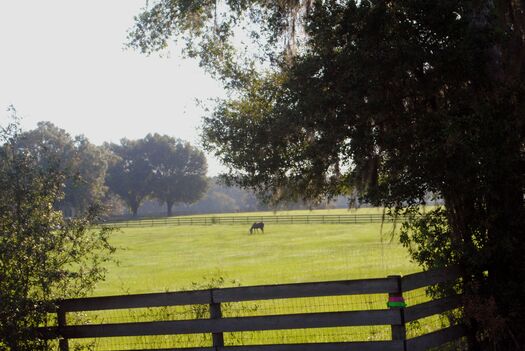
[
  {"x1": 67, "y1": 293, "x2": 393, "y2": 350},
  {"x1": 41, "y1": 267, "x2": 465, "y2": 351}
]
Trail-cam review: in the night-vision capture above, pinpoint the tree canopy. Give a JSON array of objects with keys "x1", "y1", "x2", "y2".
[
  {"x1": 106, "y1": 135, "x2": 208, "y2": 217},
  {"x1": 143, "y1": 133, "x2": 208, "y2": 216},
  {"x1": 18, "y1": 122, "x2": 109, "y2": 216},
  {"x1": 130, "y1": 0, "x2": 525, "y2": 348},
  {"x1": 106, "y1": 138, "x2": 155, "y2": 217}
]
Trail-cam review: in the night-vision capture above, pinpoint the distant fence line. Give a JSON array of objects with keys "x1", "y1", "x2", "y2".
[
  {"x1": 102, "y1": 214, "x2": 412, "y2": 228},
  {"x1": 38, "y1": 266, "x2": 465, "y2": 351}
]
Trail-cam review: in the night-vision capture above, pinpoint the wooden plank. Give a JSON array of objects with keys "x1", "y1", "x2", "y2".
[
  {"x1": 111, "y1": 348, "x2": 214, "y2": 351},
  {"x1": 406, "y1": 324, "x2": 466, "y2": 351},
  {"x1": 402, "y1": 266, "x2": 461, "y2": 292},
  {"x1": 36, "y1": 326, "x2": 59, "y2": 340},
  {"x1": 102, "y1": 214, "x2": 409, "y2": 227},
  {"x1": 213, "y1": 278, "x2": 398, "y2": 302},
  {"x1": 108, "y1": 341, "x2": 404, "y2": 351},
  {"x1": 59, "y1": 290, "x2": 211, "y2": 312},
  {"x1": 59, "y1": 277, "x2": 397, "y2": 313},
  {"x1": 217, "y1": 342, "x2": 404, "y2": 351},
  {"x1": 57, "y1": 310, "x2": 400, "y2": 338},
  {"x1": 404, "y1": 295, "x2": 463, "y2": 322}
]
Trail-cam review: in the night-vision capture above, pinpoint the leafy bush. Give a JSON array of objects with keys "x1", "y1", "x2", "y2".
[{"x1": 0, "y1": 113, "x2": 115, "y2": 350}]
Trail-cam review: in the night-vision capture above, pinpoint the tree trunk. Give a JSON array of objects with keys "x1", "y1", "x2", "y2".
[
  {"x1": 130, "y1": 203, "x2": 139, "y2": 218},
  {"x1": 167, "y1": 201, "x2": 174, "y2": 217},
  {"x1": 128, "y1": 196, "x2": 141, "y2": 218},
  {"x1": 444, "y1": 130, "x2": 525, "y2": 349},
  {"x1": 484, "y1": 141, "x2": 525, "y2": 348}
]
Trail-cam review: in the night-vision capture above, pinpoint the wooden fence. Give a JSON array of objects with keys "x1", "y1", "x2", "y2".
[
  {"x1": 38, "y1": 266, "x2": 464, "y2": 351},
  {"x1": 103, "y1": 214, "x2": 411, "y2": 228}
]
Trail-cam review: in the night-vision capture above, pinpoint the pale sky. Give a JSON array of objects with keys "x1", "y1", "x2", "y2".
[{"x1": 0, "y1": 1, "x2": 227, "y2": 175}]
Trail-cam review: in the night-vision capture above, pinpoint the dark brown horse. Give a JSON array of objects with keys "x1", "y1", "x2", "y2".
[{"x1": 249, "y1": 222, "x2": 264, "y2": 234}]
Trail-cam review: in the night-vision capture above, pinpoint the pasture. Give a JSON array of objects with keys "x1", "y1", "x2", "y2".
[
  {"x1": 95, "y1": 209, "x2": 421, "y2": 296},
  {"x1": 65, "y1": 210, "x2": 458, "y2": 351}
]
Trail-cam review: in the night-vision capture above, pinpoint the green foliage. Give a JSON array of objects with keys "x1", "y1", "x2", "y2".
[
  {"x1": 400, "y1": 207, "x2": 458, "y2": 270},
  {"x1": 18, "y1": 121, "x2": 110, "y2": 216},
  {"x1": 130, "y1": 0, "x2": 525, "y2": 348},
  {"x1": 0, "y1": 113, "x2": 115, "y2": 350},
  {"x1": 106, "y1": 134, "x2": 208, "y2": 217},
  {"x1": 128, "y1": 0, "x2": 304, "y2": 88},
  {"x1": 106, "y1": 138, "x2": 154, "y2": 217},
  {"x1": 143, "y1": 134, "x2": 208, "y2": 216}
]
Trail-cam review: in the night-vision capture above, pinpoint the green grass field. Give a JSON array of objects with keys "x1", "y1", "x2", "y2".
[
  {"x1": 68, "y1": 210, "x2": 453, "y2": 350},
  {"x1": 96, "y1": 208, "x2": 420, "y2": 296}
]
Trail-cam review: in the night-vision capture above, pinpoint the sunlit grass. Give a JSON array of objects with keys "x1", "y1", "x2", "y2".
[
  {"x1": 69, "y1": 211, "x2": 452, "y2": 350},
  {"x1": 96, "y1": 217, "x2": 418, "y2": 296}
]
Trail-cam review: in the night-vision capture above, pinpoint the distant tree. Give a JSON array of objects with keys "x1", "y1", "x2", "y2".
[
  {"x1": 106, "y1": 139, "x2": 153, "y2": 217},
  {"x1": 134, "y1": 179, "x2": 249, "y2": 216},
  {"x1": 0, "y1": 111, "x2": 114, "y2": 350},
  {"x1": 194, "y1": 191, "x2": 239, "y2": 213},
  {"x1": 18, "y1": 122, "x2": 109, "y2": 216},
  {"x1": 143, "y1": 134, "x2": 208, "y2": 216},
  {"x1": 68, "y1": 136, "x2": 111, "y2": 215},
  {"x1": 206, "y1": 178, "x2": 263, "y2": 212},
  {"x1": 101, "y1": 192, "x2": 129, "y2": 217}
]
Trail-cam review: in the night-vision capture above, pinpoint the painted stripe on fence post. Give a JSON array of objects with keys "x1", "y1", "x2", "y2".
[{"x1": 388, "y1": 275, "x2": 407, "y2": 351}]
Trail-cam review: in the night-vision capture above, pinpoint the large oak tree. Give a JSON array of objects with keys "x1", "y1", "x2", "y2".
[
  {"x1": 129, "y1": 1, "x2": 524, "y2": 348},
  {"x1": 106, "y1": 135, "x2": 208, "y2": 217},
  {"x1": 106, "y1": 138, "x2": 154, "y2": 217},
  {"x1": 143, "y1": 133, "x2": 208, "y2": 216}
]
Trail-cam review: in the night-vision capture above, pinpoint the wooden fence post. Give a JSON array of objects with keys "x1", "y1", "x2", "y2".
[
  {"x1": 57, "y1": 305, "x2": 69, "y2": 351},
  {"x1": 388, "y1": 275, "x2": 407, "y2": 351},
  {"x1": 210, "y1": 290, "x2": 224, "y2": 349}
]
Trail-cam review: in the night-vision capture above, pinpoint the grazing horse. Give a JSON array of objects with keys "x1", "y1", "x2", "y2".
[{"x1": 249, "y1": 222, "x2": 264, "y2": 234}]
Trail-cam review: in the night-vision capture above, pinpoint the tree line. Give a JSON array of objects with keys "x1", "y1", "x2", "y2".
[
  {"x1": 11, "y1": 119, "x2": 348, "y2": 220},
  {"x1": 15, "y1": 121, "x2": 208, "y2": 218},
  {"x1": 135, "y1": 178, "x2": 350, "y2": 217}
]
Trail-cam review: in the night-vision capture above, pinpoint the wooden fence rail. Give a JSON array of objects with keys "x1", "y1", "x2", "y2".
[
  {"x1": 102, "y1": 214, "x2": 412, "y2": 228},
  {"x1": 38, "y1": 266, "x2": 464, "y2": 351}
]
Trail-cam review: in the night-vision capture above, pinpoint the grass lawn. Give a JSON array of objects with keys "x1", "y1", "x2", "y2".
[
  {"x1": 70, "y1": 213, "x2": 445, "y2": 350},
  {"x1": 96, "y1": 219, "x2": 419, "y2": 296}
]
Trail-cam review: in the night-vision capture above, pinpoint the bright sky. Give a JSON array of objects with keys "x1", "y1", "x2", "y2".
[{"x1": 0, "y1": 1, "x2": 226, "y2": 175}]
